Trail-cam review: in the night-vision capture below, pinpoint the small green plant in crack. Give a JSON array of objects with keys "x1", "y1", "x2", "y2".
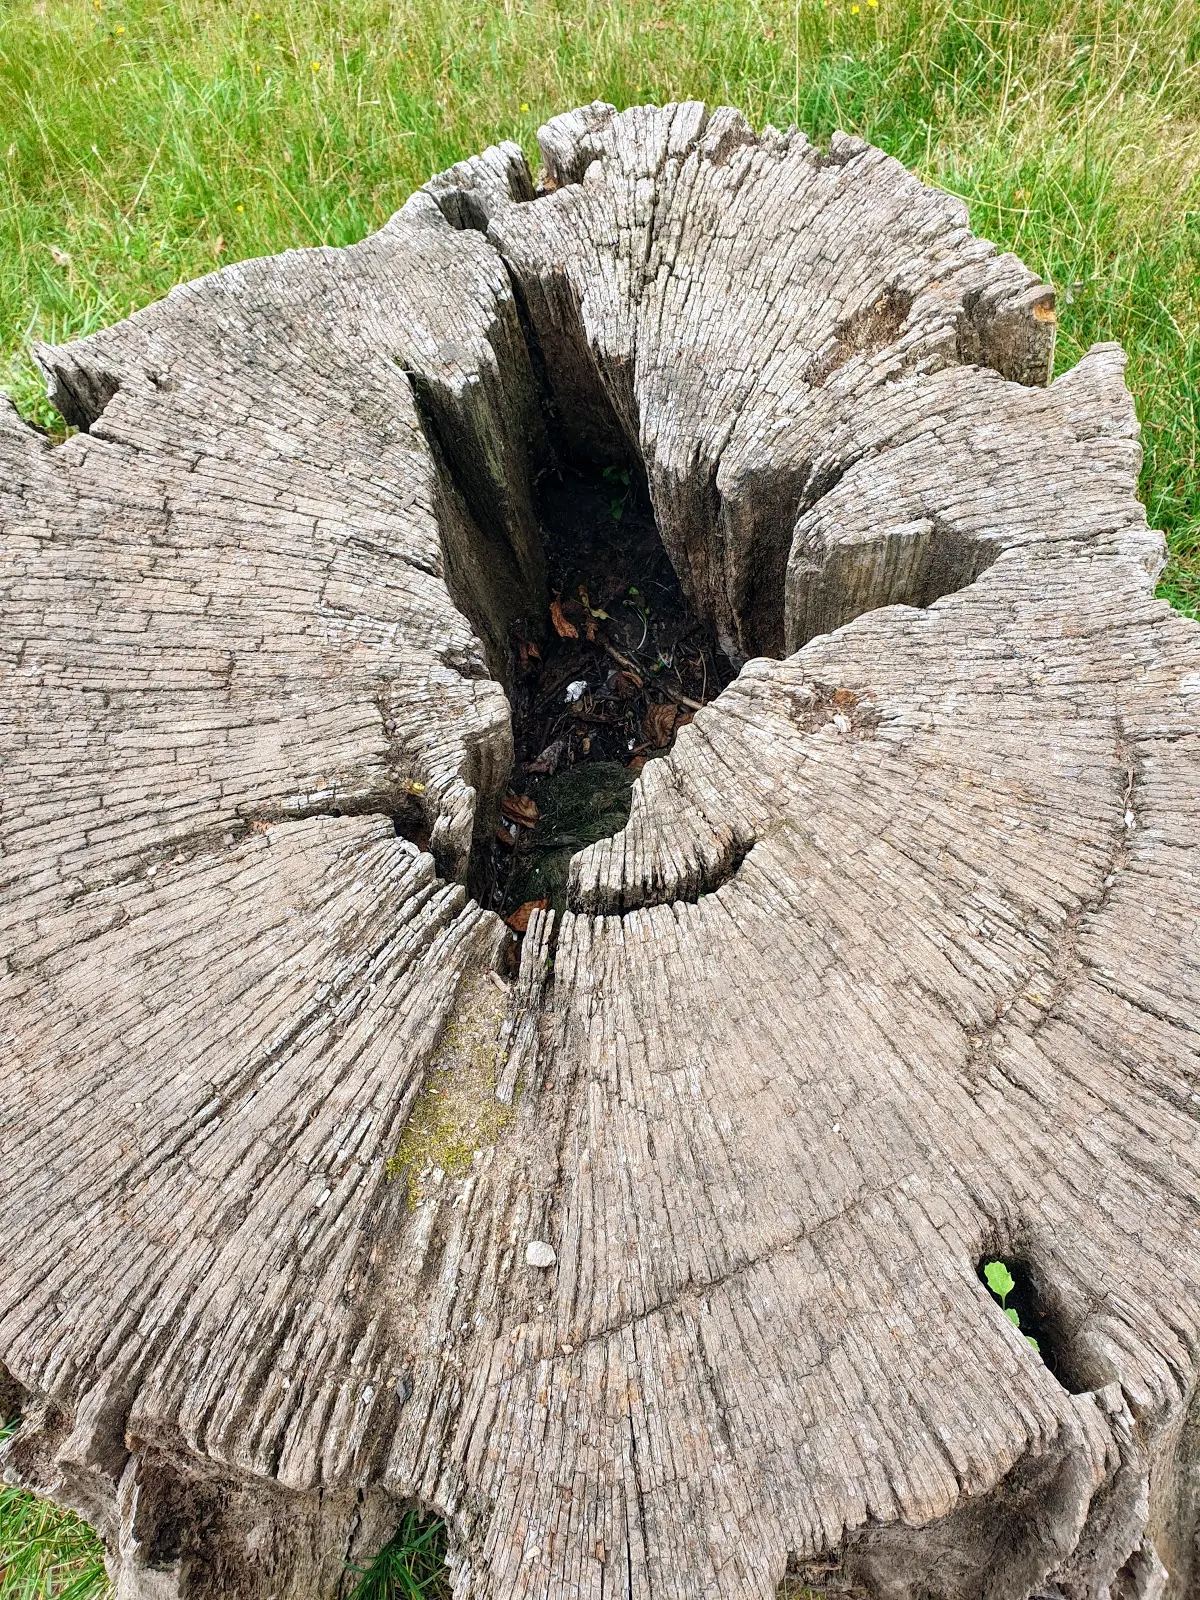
[
  {"x1": 983, "y1": 1260, "x2": 1040, "y2": 1353},
  {"x1": 622, "y1": 585, "x2": 652, "y2": 650},
  {"x1": 601, "y1": 464, "x2": 631, "y2": 521},
  {"x1": 346, "y1": 1508, "x2": 450, "y2": 1600}
]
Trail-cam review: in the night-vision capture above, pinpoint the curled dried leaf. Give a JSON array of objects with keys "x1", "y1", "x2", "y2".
[
  {"x1": 642, "y1": 702, "x2": 678, "y2": 748},
  {"x1": 507, "y1": 898, "x2": 549, "y2": 934},
  {"x1": 501, "y1": 792, "x2": 539, "y2": 828},
  {"x1": 550, "y1": 598, "x2": 579, "y2": 640}
]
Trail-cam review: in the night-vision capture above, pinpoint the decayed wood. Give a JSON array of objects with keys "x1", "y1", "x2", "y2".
[{"x1": 2, "y1": 101, "x2": 1199, "y2": 1600}]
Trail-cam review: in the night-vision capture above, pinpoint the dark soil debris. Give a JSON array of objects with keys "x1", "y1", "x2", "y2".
[{"x1": 479, "y1": 464, "x2": 733, "y2": 921}]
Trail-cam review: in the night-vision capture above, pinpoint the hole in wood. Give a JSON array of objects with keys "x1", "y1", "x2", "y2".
[
  {"x1": 978, "y1": 1255, "x2": 1085, "y2": 1391},
  {"x1": 478, "y1": 457, "x2": 734, "y2": 923},
  {"x1": 404, "y1": 189, "x2": 1025, "y2": 916},
  {"x1": 392, "y1": 805, "x2": 432, "y2": 856},
  {"x1": 34, "y1": 353, "x2": 120, "y2": 432}
]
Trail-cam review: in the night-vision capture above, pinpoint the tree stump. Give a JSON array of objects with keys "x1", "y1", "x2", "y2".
[{"x1": 3, "y1": 101, "x2": 1199, "y2": 1600}]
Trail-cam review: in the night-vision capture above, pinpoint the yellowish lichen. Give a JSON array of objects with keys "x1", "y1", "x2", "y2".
[{"x1": 386, "y1": 973, "x2": 513, "y2": 1206}]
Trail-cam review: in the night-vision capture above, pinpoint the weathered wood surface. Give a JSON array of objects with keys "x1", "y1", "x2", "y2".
[{"x1": 2, "y1": 101, "x2": 1199, "y2": 1600}]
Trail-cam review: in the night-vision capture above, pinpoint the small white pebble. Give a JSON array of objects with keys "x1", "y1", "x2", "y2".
[
  {"x1": 526, "y1": 1240, "x2": 557, "y2": 1269},
  {"x1": 565, "y1": 679, "x2": 588, "y2": 703}
]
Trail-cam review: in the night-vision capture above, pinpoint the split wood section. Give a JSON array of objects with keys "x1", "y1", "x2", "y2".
[{"x1": 2, "y1": 102, "x2": 1198, "y2": 1600}]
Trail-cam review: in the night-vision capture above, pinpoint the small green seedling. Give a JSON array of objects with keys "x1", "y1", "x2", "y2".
[
  {"x1": 602, "y1": 464, "x2": 631, "y2": 521},
  {"x1": 623, "y1": 585, "x2": 651, "y2": 649},
  {"x1": 983, "y1": 1260, "x2": 1040, "y2": 1353}
]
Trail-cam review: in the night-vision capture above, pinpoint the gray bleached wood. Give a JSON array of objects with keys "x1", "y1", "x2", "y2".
[{"x1": 2, "y1": 100, "x2": 1199, "y2": 1600}]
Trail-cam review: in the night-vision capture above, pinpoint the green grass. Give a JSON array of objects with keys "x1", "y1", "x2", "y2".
[
  {"x1": 0, "y1": 1414, "x2": 447, "y2": 1600},
  {"x1": 0, "y1": 0, "x2": 1197, "y2": 1589},
  {"x1": 0, "y1": 1422, "x2": 109, "y2": 1599},
  {"x1": 0, "y1": 0, "x2": 1197, "y2": 607},
  {"x1": 346, "y1": 1509, "x2": 451, "y2": 1600}
]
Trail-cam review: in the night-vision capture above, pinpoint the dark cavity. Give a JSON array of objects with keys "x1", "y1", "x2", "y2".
[{"x1": 475, "y1": 457, "x2": 733, "y2": 927}]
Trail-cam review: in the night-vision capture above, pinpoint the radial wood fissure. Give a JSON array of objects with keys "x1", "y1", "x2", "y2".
[{"x1": 2, "y1": 101, "x2": 1198, "y2": 1600}]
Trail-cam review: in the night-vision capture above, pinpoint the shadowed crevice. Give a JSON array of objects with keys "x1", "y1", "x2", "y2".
[
  {"x1": 787, "y1": 514, "x2": 1003, "y2": 650},
  {"x1": 34, "y1": 348, "x2": 121, "y2": 432}
]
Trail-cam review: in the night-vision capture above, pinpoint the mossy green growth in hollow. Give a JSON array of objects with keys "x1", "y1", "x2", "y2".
[{"x1": 503, "y1": 762, "x2": 636, "y2": 918}]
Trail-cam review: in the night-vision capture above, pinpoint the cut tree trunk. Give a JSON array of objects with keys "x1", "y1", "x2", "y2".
[{"x1": 2, "y1": 102, "x2": 1198, "y2": 1600}]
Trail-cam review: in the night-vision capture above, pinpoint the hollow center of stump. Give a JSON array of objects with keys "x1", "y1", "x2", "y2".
[{"x1": 480, "y1": 461, "x2": 733, "y2": 922}]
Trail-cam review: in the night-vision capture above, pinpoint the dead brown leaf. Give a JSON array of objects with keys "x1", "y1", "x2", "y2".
[
  {"x1": 507, "y1": 898, "x2": 549, "y2": 933},
  {"x1": 642, "y1": 702, "x2": 678, "y2": 748},
  {"x1": 494, "y1": 824, "x2": 515, "y2": 848},
  {"x1": 550, "y1": 597, "x2": 579, "y2": 639},
  {"x1": 832, "y1": 687, "x2": 858, "y2": 709},
  {"x1": 501, "y1": 792, "x2": 539, "y2": 828}
]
